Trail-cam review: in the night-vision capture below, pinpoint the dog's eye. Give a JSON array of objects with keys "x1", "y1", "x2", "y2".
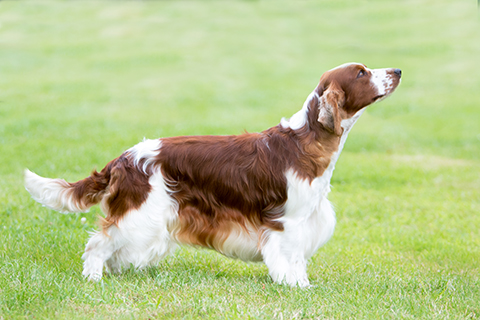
[{"x1": 357, "y1": 70, "x2": 366, "y2": 78}]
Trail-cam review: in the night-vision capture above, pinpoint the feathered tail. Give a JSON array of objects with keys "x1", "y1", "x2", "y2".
[{"x1": 24, "y1": 161, "x2": 115, "y2": 213}]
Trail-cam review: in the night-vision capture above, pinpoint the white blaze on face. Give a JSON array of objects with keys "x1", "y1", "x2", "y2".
[{"x1": 369, "y1": 68, "x2": 394, "y2": 97}]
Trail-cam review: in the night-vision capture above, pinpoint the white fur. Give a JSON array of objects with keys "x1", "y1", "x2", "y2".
[
  {"x1": 261, "y1": 169, "x2": 337, "y2": 287},
  {"x1": 369, "y1": 68, "x2": 394, "y2": 96},
  {"x1": 82, "y1": 166, "x2": 178, "y2": 280},
  {"x1": 128, "y1": 138, "x2": 162, "y2": 174},
  {"x1": 214, "y1": 223, "x2": 263, "y2": 262},
  {"x1": 280, "y1": 92, "x2": 319, "y2": 130},
  {"x1": 24, "y1": 169, "x2": 87, "y2": 213}
]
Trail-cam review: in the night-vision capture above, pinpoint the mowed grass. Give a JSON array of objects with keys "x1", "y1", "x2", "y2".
[{"x1": 1, "y1": 1, "x2": 480, "y2": 319}]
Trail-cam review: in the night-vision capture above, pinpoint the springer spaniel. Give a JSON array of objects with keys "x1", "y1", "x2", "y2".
[{"x1": 25, "y1": 63, "x2": 401, "y2": 287}]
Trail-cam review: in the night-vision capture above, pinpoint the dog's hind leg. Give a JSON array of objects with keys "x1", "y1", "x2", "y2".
[
  {"x1": 82, "y1": 228, "x2": 122, "y2": 281},
  {"x1": 81, "y1": 168, "x2": 178, "y2": 281},
  {"x1": 101, "y1": 206, "x2": 178, "y2": 275}
]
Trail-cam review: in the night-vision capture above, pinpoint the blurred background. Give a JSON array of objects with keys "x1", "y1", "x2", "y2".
[
  {"x1": 1, "y1": 1, "x2": 478, "y2": 170},
  {"x1": 0, "y1": 1, "x2": 479, "y2": 318}
]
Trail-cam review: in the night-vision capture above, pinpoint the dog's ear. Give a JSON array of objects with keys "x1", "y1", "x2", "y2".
[{"x1": 316, "y1": 82, "x2": 344, "y2": 136}]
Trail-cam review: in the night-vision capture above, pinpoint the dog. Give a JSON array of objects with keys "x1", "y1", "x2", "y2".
[{"x1": 24, "y1": 63, "x2": 401, "y2": 287}]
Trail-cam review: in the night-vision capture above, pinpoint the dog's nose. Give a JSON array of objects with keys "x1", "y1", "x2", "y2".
[{"x1": 394, "y1": 69, "x2": 402, "y2": 77}]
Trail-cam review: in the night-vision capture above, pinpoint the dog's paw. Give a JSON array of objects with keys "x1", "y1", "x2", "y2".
[
  {"x1": 85, "y1": 272, "x2": 102, "y2": 282},
  {"x1": 82, "y1": 256, "x2": 104, "y2": 282}
]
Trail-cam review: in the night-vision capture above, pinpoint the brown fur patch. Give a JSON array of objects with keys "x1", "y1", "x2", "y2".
[
  {"x1": 68, "y1": 159, "x2": 117, "y2": 210},
  {"x1": 154, "y1": 120, "x2": 340, "y2": 248},
  {"x1": 102, "y1": 154, "x2": 152, "y2": 227},
  {"x1": 67, "y1": 154, "x2": 152, "y2": 229}
]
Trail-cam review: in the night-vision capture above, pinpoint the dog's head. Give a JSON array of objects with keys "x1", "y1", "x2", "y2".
[{"x1": 313, "y1": 63, "x2": 401, "y2": 135}]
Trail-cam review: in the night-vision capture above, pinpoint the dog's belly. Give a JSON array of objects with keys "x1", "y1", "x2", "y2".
[
  {"x1": 213, "y1": 225, "x2": 264, "y2": 262},
  {"x1": 169, "y1": 206, "x2": 282, "y2": 263},
  {"x1": 169, "y1": 208, "x2": 264, "y2": 262}
]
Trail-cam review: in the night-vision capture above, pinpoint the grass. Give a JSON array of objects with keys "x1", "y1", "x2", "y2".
[{"x1": 1, "y1": 0, "x2": 479, "y2": 318}]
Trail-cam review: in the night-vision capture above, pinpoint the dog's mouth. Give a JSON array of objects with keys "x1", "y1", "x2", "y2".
[{"x1": 373, "y1": 94, "x2": 385, "y2": 102}]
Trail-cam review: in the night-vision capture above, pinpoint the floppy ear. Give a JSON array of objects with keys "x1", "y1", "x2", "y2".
[{"x1": 317, "y1": 82, "x2": 344, "y2": 136}]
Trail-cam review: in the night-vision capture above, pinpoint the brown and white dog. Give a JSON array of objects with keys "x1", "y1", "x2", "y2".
[{"x1": 24, "y1": 63, "x2": 401, "y2": 287}]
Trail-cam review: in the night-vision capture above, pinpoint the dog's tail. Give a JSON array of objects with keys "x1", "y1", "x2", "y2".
[{"x1": 24, "y1": 160, "x2": 117, "y2": 214}]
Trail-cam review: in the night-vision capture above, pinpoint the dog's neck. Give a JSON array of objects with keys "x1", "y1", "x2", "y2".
[
  {"x1": 317, "y1": 108, "x2": 366, "y2": 194},
  {"x1": 276, "y1": 92, "x2": 366, "y2": 184},
  {"x1": 333, "y1": 108, "x2": 365, "y2": 162}
]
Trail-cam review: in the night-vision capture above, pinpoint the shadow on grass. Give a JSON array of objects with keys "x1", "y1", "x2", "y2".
[{"x1": 100, "y1": 248, "x2": 272, "y2": 287}]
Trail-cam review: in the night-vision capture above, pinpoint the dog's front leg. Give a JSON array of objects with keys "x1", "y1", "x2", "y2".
[{"x1": 261, "y1": 230, "x2": 310, "y2": 288}]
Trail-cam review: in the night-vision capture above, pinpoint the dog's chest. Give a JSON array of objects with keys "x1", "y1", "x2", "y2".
[
  {"x1": 282, "y1": 108, "x2": 366, "y2": 218},
  {"x1": 282, "y1": 167, "x2": 334, "y2": 222}
]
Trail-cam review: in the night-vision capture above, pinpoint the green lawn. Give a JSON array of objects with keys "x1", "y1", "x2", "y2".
[{"x1": 1, "y1": 1, "x2": 479, "y2": 319}]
